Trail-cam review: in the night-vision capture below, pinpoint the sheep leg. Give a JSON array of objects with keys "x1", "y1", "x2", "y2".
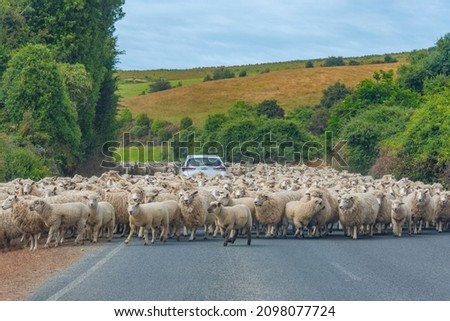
[
  {"x1": 352, "y1": 225, "x2": 358, "y2": 240},
  {"x1": 230, "y1": 229, "x2": 238, "y2": 244},
  {"x1": 46, "y1": 225, "x2": 58, "y2": 248},
  {"x1": 124, "y1": 222, "x2": 135, "y2": 244},
  {"x1": 160, "y1": 224, "x2": 168, "y2": 242},
  {"x1": 223, "y1": 230, "x2": 230, "y2": 246},
  {"x1": 246, "y1": 226, "x2": 252, "y2": 246},
  {"x1": 142, "y1": 227, "x2": 150, "y2": 245},
  {"x1": 189, "y1": 226, "x2": 197, "y2": 241}
]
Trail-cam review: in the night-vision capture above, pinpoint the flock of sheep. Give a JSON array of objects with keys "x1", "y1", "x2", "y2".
[{"x1": 1, "y1": 162, "x2": 449, "y2": 251}]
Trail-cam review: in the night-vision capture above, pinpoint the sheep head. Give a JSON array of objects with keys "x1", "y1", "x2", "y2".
[
  {"x1": 181, "y1": 190, "x2": 198, "y2": 205},
  {"x1": 391, "y1": 200, "x2": 405, "y2": 213},
  {"x1": 29, "y1": 199, "x2": 46, "y2": 213},
  {"x1": 339, "y1": 195, "x2": 354, "y2": 210},
  {"x1": 127, "y1": 202, "x2": 140, "y2": 216},
  {"x1": 254, "y1": 193, "x2": 268, "y2": 207},
  {"x1": 207, "y1": 201, "x2": 222, "y2": 214},
  {"x1": 2, "y1": 195, "x2": 18, "y2": 210}
]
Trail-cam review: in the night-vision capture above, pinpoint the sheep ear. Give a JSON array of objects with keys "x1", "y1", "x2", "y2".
[
  {"x1": 399, "y1": 202, "x2": 405, "y2": 205},
  {"x1": 191, "y1": 190, "x2": 199, "y2": 196},
  {"x1": 424, "y1": 190, "x2": 429, "y2": 194}
]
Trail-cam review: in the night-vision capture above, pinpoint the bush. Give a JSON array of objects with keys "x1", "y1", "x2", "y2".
[
  {"x1": 212, "y1": 67, "x2": 235, "y2": 80},
  {"x1": 384, "y1": 54, "x2": 398, "y2": 63},
  {"x1": 256, "y1": 100, "x2": 285, "y2": 119},
  {"x1": 180, "y1": 117, "x2": 193, "y2": 130},
  {"x1": 320, "y1": 82, "x2": 352, "y2": 109},
  {"x1": 305, "y1": 61, "x2": 314, "y2": 68},
  {"x1": 4, "y1": 147, "x2": 52, "y2": 181},
  {"x1": 117, "y1": 108, "x2": 132, "y2": 126},
  {"x1": 135, "y1": 113, "x2": 150, "y2": 127},
  {"x1": 382, "y1": 91, "x2": 450, "y2": 183},
  {"x1": 323, "y1": 56, "x2": 345, "y2": 67},
  {"x1": 149, "y1": 78, "x2": 172, "y2": 93},
  {"x1": 238, "y1": 70, "x2": 247, "y2": 77},
  {"x1": 340, "y1": 106, "x2": 413, "y2": 174}
]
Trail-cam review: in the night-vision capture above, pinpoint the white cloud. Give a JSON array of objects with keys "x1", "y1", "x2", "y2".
[{"x1": 115, "y1": 0, "x2": 450, "y2": 70}]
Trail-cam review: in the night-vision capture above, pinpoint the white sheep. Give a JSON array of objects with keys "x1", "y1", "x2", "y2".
[
  {"x1": 84, "y1": 194, "x2": 115, "y2": 243},
  {"x1": 303, "y1": 187, "x2": 338, "y2": 236},
  {"x1": 0, "y1": 207, "x2": 23, "y2": 250},
  {"x1": 406, "y1": 189, "x2": 435, "y2": 234},
  {"x1": 338, "y1": 193, "x2": 380, "y2": 240},
  {"x1": 254, "y1": 190, "x2": 303, "y2": 238},
  {"x1": 2, "y1": 195, "x2": 46, "y2": 250},
  {"x1": 435, "y1": 191, "x2": 450, "y2": 233},
  {"x1": 390, "y1": 199, "x2": 412, "y2": 237},
  {"x1": 178, "y1": 189, "x2": 216, "y2": 241},
  {"x1": 29, "y1": 199, "x2": 88, "y2": 247},
  {"x1": 218, "y1": 191, "x2": 260, "y2": 237},
  {"x1": 124, "y1": 201, "x2": 169, "y2": 245},
  {"x1": 160, "y1": 199, "x2": 182, "y2": 241},
  {"x1": 207, "y1": 201, "x2": 252, "y2": 246},
  {"x1": 100, "y1": 189, "x2": 130, "y2": 237},
  {"x1": 285, "y1": 197, "x2": 326, "y2": 238},
  {"x1": 370, "y1": 190, "x2": 394, "y2": 234}
]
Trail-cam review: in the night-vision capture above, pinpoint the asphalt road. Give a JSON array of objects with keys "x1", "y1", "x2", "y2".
[{"x1": 27, "y1": 229, "x2": 450, "y2": 301}]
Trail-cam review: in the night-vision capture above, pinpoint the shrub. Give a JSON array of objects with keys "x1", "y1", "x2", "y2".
[
  {"x1": 180, "y1": 117, "x2": 193, "y2": 130},
  {"x1": 256, "y1": 99, "x2": 285, "y2": 119},
  {"x1": 323, "y1": 56, "x2": 345, "y2": 67},
  {"x1": 4, "y1": 147, "x2": 52, "y2": 181},
  {"x1": 149, "y1": 78, "x2": 172, "y2": 93}
]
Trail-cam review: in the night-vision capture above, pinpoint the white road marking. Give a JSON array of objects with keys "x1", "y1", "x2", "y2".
[
  {"x1": 331, "y1": 262, "x2": 362, "y2": 281},
  {"x1": 47, "y1": 243, "x2": 124, "y2": 300}
]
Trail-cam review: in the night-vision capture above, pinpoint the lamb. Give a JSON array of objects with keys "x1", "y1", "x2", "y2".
[
  {"x1": 253, "y1": 190, "x2": 303, "y2": 238},
  {"x1": 2, "y1": 195, "x2": 46, "y2": 250},
  {"x1": 390, "y1": 200, "x2": 412, "y2": 237},
  {"x1": 29, "y1": 199, "x2": 89, "y2": 247},
  {"x1": 303, "y1": 187, "x2": 339, "y2": 235},
  {"x1": 406, "y1": 189, "x2": 435, "y2": 234},
  {"x1": 84, "y1": 194, "x2": 115, "y2": 243},
  {"x1": 435, "y1": 191, "x2": 450, "y2": 233},
  {"x1": 285, "y1": 197, "x2": 326, "y2": 238},
  {"x1": 178, "y1": 189, "x2": 216, "y2": 241},
  {"x1": 338, "y1": 193, "x2": 380, "y2": 240},
  {"x1": 124, "y1": 201, "x2": 169, "y2": 245},
  {"x1": 207, "y1": 201, "x2": 252, "y2": 246},
  {"x1": 218, "y1": 191, "x2": 260, "y2": 237}
]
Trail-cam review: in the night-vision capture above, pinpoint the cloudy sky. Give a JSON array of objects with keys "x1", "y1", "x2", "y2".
[{"x1": 114, "y1": 0, "x2": 450, "y2": 70}]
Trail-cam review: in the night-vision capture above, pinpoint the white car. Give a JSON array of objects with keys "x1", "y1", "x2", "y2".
[{"x1": 180, "y1": 155, "x2": 227, "y2": 177}]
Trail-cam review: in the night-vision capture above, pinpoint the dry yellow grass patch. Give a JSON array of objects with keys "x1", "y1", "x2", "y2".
[{"x1": 120, "y1": 63, "x2": 403, "y2": 126}]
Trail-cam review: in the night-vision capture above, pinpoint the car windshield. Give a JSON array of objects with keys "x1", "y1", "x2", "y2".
[{"x1": 188, "y1": 157, "x2": 221, "y2": 167}]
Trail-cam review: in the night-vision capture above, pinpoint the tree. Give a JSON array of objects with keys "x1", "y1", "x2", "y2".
[
  {"x1": 382, "y1": 91, "x2": 450, "y2": 184},
  {"x1": 256, "y1": 100, "x2": 285, "y2": 119},
  {"x1": 2, "y1": 44, "x2": 81, "y2": 169},
  {"x1": 320, "y1": 82, "x2": 352, "y2": 109},
  {"x1": 25, "y1": 0, "x2": 124, "y2": 147},
  {"x1": 58, "y1": 63, "x2": 94, "y2": 152},
  {"x1": 340, "y1": 106, "x2": 412, "y2": 173}
]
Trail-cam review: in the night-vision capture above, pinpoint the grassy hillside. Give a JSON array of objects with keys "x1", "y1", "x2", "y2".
[{"x1": 118, "y1": 61, "x2": 404, "y2": 126}]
